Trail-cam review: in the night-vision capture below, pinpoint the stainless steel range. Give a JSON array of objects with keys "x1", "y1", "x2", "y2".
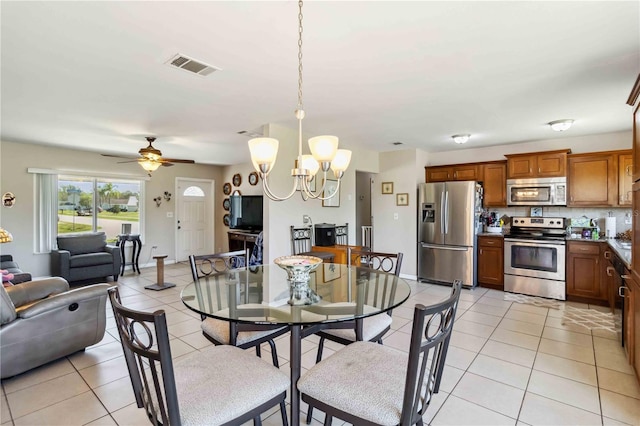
[{"x1": 504, "y1": 217, "x2": 567, "y2": 300}]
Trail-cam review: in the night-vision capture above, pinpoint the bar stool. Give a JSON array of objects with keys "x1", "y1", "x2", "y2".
[{"x1": 144, "y1": 254, "x2": 176, "y2": 291}]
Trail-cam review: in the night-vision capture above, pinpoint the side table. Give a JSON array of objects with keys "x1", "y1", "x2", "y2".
[
  {"x1": 116, "y1": 234, "x2": 141, "y2": 276},
  {"x1": 145, "y1": 255, "x2": 176, "y2": 291}
]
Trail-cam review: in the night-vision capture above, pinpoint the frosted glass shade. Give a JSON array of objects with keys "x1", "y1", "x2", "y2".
[
  {"x1": 549, "y1": 119, "x2": 573, "y2": 132},
  {"x1": 249, "y1": 138, "x2": 279, "y2": 172},
  {"x1": 301, "y1": 154, "x2": 320, "y2": 176},
  {"x1": 308, "y1": 135, "x2": 339, "y2": 162},
  {"x1": 331, "y1": 149, "x2": 352, "y2": 174},
  {"x1": 138, "y1": 159, "x2": 162, "y2": 172}
]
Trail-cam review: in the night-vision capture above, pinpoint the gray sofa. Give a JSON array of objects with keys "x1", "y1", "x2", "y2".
[
  {"x1": 51, "y1": 232, "x2": 121, "y2": 283},
  {"x1": 0, "y1": 255, "x2": 32, "y2": 284},
  {"x1": 0, "y1": 277, "x2": 109, "y2": 379}
]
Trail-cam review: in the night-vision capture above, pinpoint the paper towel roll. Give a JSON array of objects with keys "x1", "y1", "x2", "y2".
[{"x1": 605, "y1": 217, "x2": 616, "y2": 239}]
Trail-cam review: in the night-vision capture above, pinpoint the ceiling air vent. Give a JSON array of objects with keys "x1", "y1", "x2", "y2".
[{"x1": 165, "y1": 53, "x2": 220, "y2": 77}]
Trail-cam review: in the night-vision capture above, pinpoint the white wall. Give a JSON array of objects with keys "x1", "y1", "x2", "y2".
[
  {"x1": 0, "y1": 140, "x2": 223, "y2": 277},
  {"x1": 426, "y1": 131, "x2": 631, "y2": 166}
]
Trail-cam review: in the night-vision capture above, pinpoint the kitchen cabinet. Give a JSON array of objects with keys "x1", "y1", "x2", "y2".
[
  {"x1": 566, "y1": 241, "x2": 608, "y2": 304},
  {"x1": 622, "y1": 274, "x2": 635, "y2": 370},
  {"x1": 567, "y1": 152, "x2": 617, "y2": 207},
  {"x1": 505, "y1": 150, "x2": 570, "y2": 179},
  {"x1": 482, "y1": 161, "x2": 507, "y2": 207},
  {"x1": 619, "y1": 151, "x2": 633, "y2": 205},
  {"x1": 603, "y1": 247, "x2": 616, "y2": 313},
  {"x1": 632, "y1": 275, "x2": 640, "y2": 381},
  {"x1": 477, "y1": 236, "x2": 503, "y2": 289},
  {"x1": 629, "y1": 73, "x2": 640, "y2": 182},
  {"x1": 425, "y1": 164, "x2": 481, "y2": 183}
]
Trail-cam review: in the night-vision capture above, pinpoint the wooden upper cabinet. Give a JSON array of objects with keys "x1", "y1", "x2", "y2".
[
  {"x1": 619, "y1": 151, "x2": 633, "y2": 205},
  {"x1": 425, "y1": 164, "x2": 481, "y2": 183},
  {"x1": 629, "y1": 73, "x2": 640, "y2": 182},
  {"x1": 425, "y1": 166, "x2": 452, "y2": 182},
  {"x1": 505, "y1": 150, "x2": 570, "y2": 179},
  {"x1": 482, "y1": 161, "x2": 507, "y2": 207},
  {"x1": 568, "y1": 152, "x2": 617, "y2": 207}
]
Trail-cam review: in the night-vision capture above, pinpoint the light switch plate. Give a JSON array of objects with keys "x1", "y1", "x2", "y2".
[{"x1": 167, "y1": 212, "x2": 174, "y2": 218}]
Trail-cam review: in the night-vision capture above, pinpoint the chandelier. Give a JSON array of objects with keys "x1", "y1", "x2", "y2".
[{"x1": 248, "y1": 0, "x2": 352, "y2": 201}]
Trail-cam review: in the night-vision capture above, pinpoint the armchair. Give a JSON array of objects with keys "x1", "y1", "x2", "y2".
[
  {"x1": 51, "y1": 232, "x2": 121, "y2": 283},
  {"x1": 0, "y1": 255, "x2": 32, "y2": 284},
  {"x1": 0, "y1": 277, "x2": 109, "y2": 379}
]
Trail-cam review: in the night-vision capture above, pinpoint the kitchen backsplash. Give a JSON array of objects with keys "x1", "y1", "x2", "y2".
[{"x1": 486, "y1": 206, "x2": 632, "y2": 237}]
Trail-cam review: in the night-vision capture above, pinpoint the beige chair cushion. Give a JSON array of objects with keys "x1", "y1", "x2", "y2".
[
  {"x1": 322, "y1": 309, "x2": 392, "y2": 342},
  {"x1": 298, "y1": 341, "x2": 409, "y2": 426},
  {"x1": 201, "y1": 316, "x2": 287, "y2": 346},
  {"x1": 175, "y1": 345, "x2": 289, "y2": 425}
]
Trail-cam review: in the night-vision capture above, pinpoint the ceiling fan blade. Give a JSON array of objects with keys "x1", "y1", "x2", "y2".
[
  {"x1": 102, "y1": 153, "x2": 139, "y2": 160},
  {"x1": 117, "y1": 160, "x2": 141, "y2": 164},
  {"x1": 162, "y1": 158, "x2": 195, "y2": 164},
  {"x1": 161, "y1": 162, "x2": 175, "y2": 167}
]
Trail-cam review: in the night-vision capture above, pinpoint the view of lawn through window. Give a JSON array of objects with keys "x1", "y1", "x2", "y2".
[{"x1": 58, "y1": 175, "x2": 142, "y2": 242}]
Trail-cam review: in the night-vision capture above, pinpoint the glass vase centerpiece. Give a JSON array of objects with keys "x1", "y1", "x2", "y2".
[{"x1": 274, "y1": 255, "x2": 323, "y2": 305}]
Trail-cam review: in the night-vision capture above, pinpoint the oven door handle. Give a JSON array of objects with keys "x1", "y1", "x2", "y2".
[{"x1": 504, "y1": 238, "x2": 565, "y2": 246}]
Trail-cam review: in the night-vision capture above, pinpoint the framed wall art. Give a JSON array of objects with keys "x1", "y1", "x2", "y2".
[
  {"x1": 223, "y1": 198, "x2": 230, "y2": 211},
  {"x1": 248, "y1": 171, "x2": 259, "y2": 186},
  {"x1": 396, "y1": 193, "x2": 409, "y2": 206},
  {"x1": 322, "y1": 179, "x2": 340, "y2": 207},
  {"x1": 382, "y1": 182, "x2": 394, "y2": 194},
  {"x1": 232, "y1": 173, "x2": 242, "y2": 187},
  {"x1": 223, "y1": 182, "x2": 232, "y2": 195}
]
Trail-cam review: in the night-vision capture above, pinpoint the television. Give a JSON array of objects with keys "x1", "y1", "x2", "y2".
[{"x1": 229, "y1": 195, "x2": 263, "y2": 231}]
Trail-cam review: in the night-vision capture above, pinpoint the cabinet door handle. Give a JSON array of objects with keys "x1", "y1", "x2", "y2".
[
  {"x1": 479, "y1": 248, "x2": 483, "y2": 255},
  {"x1": 604, "y1": 251, "x2": 611, "y2": 259},
  {"x1": 454, "y1": 172, "x2": 457, "y2": 179},
  {"x1": 619, "y1": 286, "x2": 628, "y2": 297},
  {"x1": 620, "y1": 195, "x2": 624, "y2": 204},
  {"x1": 626, "y1": 165, "x2": 632, "y2": 176},
  {"x1": 606, "y1": 266, "x2": 614, "y2": 277},
  {"x1": 530, "y1": 168, "x2": 532, "y2": 174},
  {"x1": 622, "y1": 274, "x2": 631, "y2": 280},
  {"x1": 538, "y1": 167, "x2": 541, "y2": 173},
  {"x1": 627, "y1": 191, "x2": 632, "y2": 201}
]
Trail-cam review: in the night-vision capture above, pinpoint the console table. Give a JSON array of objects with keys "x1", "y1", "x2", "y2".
[
  {"x1": 310, "y1": 244, "x2": 363, "y2": 264},
  {"x1": 116, "y1": 234, "x2": 141, "y2": 276},
  {"x1": 228, "y1": 231, "x2": 260, "y2": 253}
]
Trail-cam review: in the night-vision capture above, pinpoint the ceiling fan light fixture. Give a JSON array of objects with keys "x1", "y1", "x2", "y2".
[
  {"x1": 139, "y1": 158, "x2": 162, "y2": 174},
  {"x1": 549, "y1": 119, "x2": 574, "y2": 132},
  {"x1": 452, "y1": 134, "x2": 470, "y2": 144}
]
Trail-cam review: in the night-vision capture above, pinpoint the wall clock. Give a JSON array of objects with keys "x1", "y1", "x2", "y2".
[
  {"x1": 232, "y1": 173, "x2": 242, "y2": 187},
  {"x1": 223, "y1": 214, "x2": 230, "y2": 227},
  {"x1": 223, "y1": 198, "x2": 230, "y2": 211},
  {"x1": 223, "y1": 182, "x2": 232, "y2": 195},
  {"x1": 248, "y1": 171, "x2": 259, "y2": 186}
]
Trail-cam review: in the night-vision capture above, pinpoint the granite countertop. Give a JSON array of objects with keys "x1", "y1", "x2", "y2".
[{"x1": 477, "y1": 232, "x2": 505, "y2": 237}]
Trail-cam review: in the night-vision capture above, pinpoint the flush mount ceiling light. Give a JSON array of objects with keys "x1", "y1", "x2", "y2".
[
  {"x1": 549, "y1": 119, "x2": 574, "y2": 132},
  {"x1": 452, "y1": 134, "x2": 470, "y2": 144},
  {"x1": 248, "y1": 0, "x2": 351, "y2": 202}
]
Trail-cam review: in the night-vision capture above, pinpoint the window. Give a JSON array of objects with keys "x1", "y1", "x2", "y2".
[{"x1": 57, "y1": 175, "x2": 142, "y2": 243}]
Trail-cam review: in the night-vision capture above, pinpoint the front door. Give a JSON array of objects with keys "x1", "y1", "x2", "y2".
[{"x1": 176, "y1": 179, "x2": 214, "y2": 262}]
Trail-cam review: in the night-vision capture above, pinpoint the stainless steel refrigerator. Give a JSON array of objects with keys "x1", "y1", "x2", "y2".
[{"x1": 417, "y1": 181, "x2": 482, "y2": 288}]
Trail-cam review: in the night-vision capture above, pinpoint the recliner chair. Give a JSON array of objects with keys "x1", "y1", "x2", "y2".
[
  {"x1": 51, "y1": 232, "x2": 121, "y2": 283},
  {"x1": 0, "y1": 277, "x2": 109, "y2": 379}
]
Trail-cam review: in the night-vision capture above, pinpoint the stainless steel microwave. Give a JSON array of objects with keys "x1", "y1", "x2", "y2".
[{"x1": 507, "y1": 177, "x2": 567, "y2": 206}]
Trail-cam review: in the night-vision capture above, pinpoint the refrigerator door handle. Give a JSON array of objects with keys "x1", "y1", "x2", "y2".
[
  {"x1": 420, "y1": 243, "x2": 469, "y2": 251},
  {"x1": 444, "y1": 191, "x2": 449, "y2": 234},
  {"x1": 440, "y1": 191, "x2": 445, "y2": 234}
]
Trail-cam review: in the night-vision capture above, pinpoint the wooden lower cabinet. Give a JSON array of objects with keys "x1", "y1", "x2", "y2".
[
  {"x1": 566, "y1": 241, "x2": 608, "y2": 304},
  {"x1": 477, "y1": 236, "x2": 503, "y2": 289}
]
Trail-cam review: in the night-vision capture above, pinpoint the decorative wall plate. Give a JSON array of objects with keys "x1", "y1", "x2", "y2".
[
  {"x1": 248, "y1": 171, "x2": 259, "y2": 186},
  {"x1": 223, "y1": 198, "x2": 230, "y2": 211},
  {"x1": 2, "y1": 192, "x2": 15, "y2": 208},
  {"x1": 223, "y1": 182, "x2": 232, "y2": 195},
  {"x1": 232, "y1": 173, "x2": 242, "y2": 187},
  {"x1": 223, "y1": 213, "x2": 230, "y2": 227}
]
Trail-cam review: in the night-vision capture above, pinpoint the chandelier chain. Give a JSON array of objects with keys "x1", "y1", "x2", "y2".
[{"x1": 297, "y1": 0, "x2": 304, "y2": 110}]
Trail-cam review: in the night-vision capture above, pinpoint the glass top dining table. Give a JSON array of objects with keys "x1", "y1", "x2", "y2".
[{"x1": 181, "y1": 263, "x2": 412, "y2": 425}]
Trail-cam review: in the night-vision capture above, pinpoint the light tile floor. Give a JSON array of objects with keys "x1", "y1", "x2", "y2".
[{"x1": 2, "y1": 263, "x2": 639, "y2": 426}]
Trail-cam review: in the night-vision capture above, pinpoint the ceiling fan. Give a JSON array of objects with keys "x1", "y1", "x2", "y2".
[{"x1": 102, "y1": 137, "x2": 195, "y2": 175}]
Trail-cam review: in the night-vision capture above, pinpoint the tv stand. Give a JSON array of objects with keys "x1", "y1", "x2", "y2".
[{"x1": 228, "y1": 230, "x2": 260, "y2": 253}]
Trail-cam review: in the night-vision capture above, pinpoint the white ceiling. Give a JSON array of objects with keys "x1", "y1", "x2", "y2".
[{"x1": 1, "y1": 1, "x2": 638, "y2": 166}]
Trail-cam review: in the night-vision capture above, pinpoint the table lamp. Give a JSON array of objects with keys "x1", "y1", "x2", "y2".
[{"x1": 0, "y1": 228, "x2": 13, "y2": 244}]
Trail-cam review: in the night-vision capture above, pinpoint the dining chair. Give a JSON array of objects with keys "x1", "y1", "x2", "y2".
[
  {"x1": 299, "y1": 280, "x2": 463, "y2": 426},
  {"x1": 188, "y1": 250, "x2": 289, "y2": 367},
  {"x1": 335, "y1": 223, "x2": 348, "y2": 245},
  {"x1": 108, "y1": 287, "x2": 289, "y2": 426},
  {"x1": 290, "y1": 225, "x2": 335, "y2": 262},
  {"x1": 306, "y1": 248, "x2": 403, "y2": 423}
]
